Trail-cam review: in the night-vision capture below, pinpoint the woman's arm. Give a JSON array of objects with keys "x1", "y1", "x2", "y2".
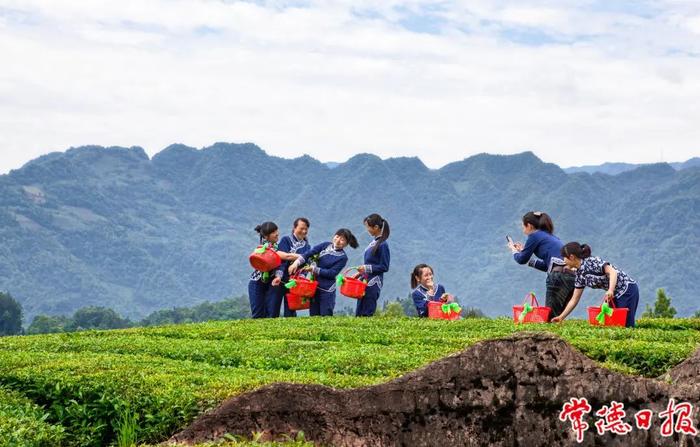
[
  {"x1": 274, "y1": 237, "x2": 292, "y2": 279},
  {"x1": 289, "y1": 242, "x2": 326, "y2": 274},
  {"x1": 277, "y1": 251, "x2": 301, "y2": 262},
  {"x1": 551, "y1": 288, "x2": 584, "y2": 323},
  {"x1": 604, "y1": 264, "x2": 618, "y2": 302},
  {"x1": 513, "y1": 233, "x2": 538, "y2": 265},
  {"x1": 359, "y1": 243, "x2": 390, "y2": 274},
  {"x1": 412, "y1": 290, "x2": 429, "y2": 317},
  {"x1": 313, "y1": 255, "x2": 347, "y2": 280}
]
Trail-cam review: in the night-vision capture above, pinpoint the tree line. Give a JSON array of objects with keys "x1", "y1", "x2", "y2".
[{"x1": 0, "y1": 288, "x2": 683, "y2": 336}]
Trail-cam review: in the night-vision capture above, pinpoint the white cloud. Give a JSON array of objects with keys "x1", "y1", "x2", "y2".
[{"x1": 0, "y1": 0, "x2": 699, "y2": 174}]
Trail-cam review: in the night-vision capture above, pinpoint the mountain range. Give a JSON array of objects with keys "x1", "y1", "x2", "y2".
[
  {"x1": 1, "y1": 143, "x2": 698, "y2": 321},
  {"x1": 563, "y1": 157, "x2": 700, "y2": 175}
]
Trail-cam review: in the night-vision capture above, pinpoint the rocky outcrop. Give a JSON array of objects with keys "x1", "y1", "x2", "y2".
[{"x1": 170, "y1": 333, "x2": 700, "y2": 446}]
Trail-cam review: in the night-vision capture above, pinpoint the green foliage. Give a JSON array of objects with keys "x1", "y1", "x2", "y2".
[
  {"x1": 0, "y1": 291, "x2": 23, "y2": 336},
  {"x1": 641, "y1": 288, "x2": 677, "y2": 319},
  {"x1": 66, "y1": 306, "x2": 131, "y2": 331},
  {"x1": 27, "y1": 298, "x2": 251, "y2": 335},
  {"x1": 27, "y1": 315, "x2": 72, "y2": 335},
  {"x1": 0, "y1": 386, "x2": 65, "y2": 446},
  {"x1": 140, "y1": 296, "x2": 250, "y2": 326},
  {"x1": 0, "y1": 317, "x2": 698, "y2": 445},
  {"x1": 176, "y1": 432, "x2": 312, "y2": 446},
  {"x1": 115, "y1": 406, "x2": 138, "y2": 447},
  {"x1": 379, "y1": 301, "x2": 406, "y2": 317}
]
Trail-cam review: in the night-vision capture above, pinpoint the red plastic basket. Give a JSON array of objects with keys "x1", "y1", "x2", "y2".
[
  {"x1": 249, "y1": 244, "x2": 281, "y2": 272},
  {"x1": 337, "y1": 267, "x2": 367, "y2": 299},
  {"x1": 286, "y1": 293, "x2": 312, "y2": 311},
  {"x1": 285, "y1": 274, "x2": 318, "y2": 297},
  {"x1": 588, "y1": 298, "x2": 629, "y2": 327},
  {"x1": 427, "y1": 301, "x2": 461, "y2": 320},
  {"x1": 513, "y1": 293, "x2": 551, "y2": 324}
]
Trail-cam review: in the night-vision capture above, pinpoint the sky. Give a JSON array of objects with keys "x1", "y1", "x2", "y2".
[{"x1": 1, "y1": 0, "x2": 699, "y2": 173}]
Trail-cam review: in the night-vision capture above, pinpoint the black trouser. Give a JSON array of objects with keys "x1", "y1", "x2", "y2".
[{"x1": 545, "y1": 271, "x2": 575, "y2": 319}]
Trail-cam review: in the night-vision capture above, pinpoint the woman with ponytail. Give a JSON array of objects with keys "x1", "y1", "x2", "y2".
[
  {"x1": 248, "y1": 221, "x2": 301, "y2": 319},
  {"x1": 551, "y1": 242, "x2": 639, "y2": 327},
  {"x1": 356, "y1": 213, "x2": 391, "y2": 317},
  {"x1": 288, "y1": 228, "x2": 358, "y2": 316},
  {"x1": 507, "y1": 211, "x2": 575, "y2": 320}
]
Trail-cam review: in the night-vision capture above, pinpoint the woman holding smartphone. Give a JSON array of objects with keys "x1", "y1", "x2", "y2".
[{"x1": 507, "y1": 211, "x2": 574, "y2": 320}]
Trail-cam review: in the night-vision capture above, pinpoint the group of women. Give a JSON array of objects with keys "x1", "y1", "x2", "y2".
[
  {"x1": 248, "y1": 210, "x2": 640, "y2": 327},
  {"x1": 248, "y1": 213, "x2": 390, "y2": 318},
  {"x1": 508, "y1": 211, "x2": 639, "y2": 327}
]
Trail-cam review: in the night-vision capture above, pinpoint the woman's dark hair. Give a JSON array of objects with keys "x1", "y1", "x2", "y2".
[
  {"x1": 293, "y1": 217, "x2": 310, "y2": 229},
  {"x1": 335, "y1": 228, "x2": 358, "y2": 249},
  {"x1": 364, "y1": 213, "x2": 390, "y2": 255},
  {"x1": 561, "y1": 242, "x2": 592, "y2": 259},
  {"x1": 411, "y1": 264, "x2": 433, "y2": 289},
  {"x1": 254, "y1": 221, "x2": 278, "y2": 243},
  {"x1": 522, "y1": 211, "x2": 554, "y2": 234}
]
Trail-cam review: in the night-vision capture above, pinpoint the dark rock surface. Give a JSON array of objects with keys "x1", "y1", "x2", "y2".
[{"x1": 170, "y1": 333, "x2": 700, "y2": 446}]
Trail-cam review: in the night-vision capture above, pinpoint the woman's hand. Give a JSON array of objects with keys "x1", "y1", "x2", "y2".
[
  {"x1": 604, "y1": 290, "x2": 614, "y2": 303},
  {"x1": 440, "y1": 293, "x2": 453, "y2": 303},
  {"x1": 288, "y1": 261, "x2": 299, "y2": 275},
  {"x1": 271, "y1": 277, "x2": 282, "y2": 287},
  {"x1": 357, "y1": 265, "x2": 366, "y2": 273},
  {"x1": 550, "y1": 315, "x2": 564, "y2": 323}
]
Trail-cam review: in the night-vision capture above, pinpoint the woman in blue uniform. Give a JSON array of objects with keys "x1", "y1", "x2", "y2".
[
  {"x1": 356, "y1": 213, "x2": 391, "y2": 317},
  {"x1": 248, "y1": 221, "x2": 301, "y2": 319},
  {"x1": 552, "y1": 242, "x2": 639, "y2": 327},
  {"x1": 410, "y1": 264, "x2": 454, "y2": 317},
  {"x1": 268, "y1": 217, "x2": 311, "y2": 318},
  {"x1": 507, "y1": 211, "x2": 574, "y2": 320},
  {"x1": 289, "y1": 228, "x2": 358, "y2": 316}
]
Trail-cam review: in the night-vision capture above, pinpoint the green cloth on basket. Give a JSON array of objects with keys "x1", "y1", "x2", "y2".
[
  {"x1": 518, "y1": 303, "x2": 533, "y2": 323},
  {"x1": 596, "y1": 303, "x2": 613, "y2": 325},
  {"x1": 441, "y1": 303, "x2": 461, "y2": 315}
]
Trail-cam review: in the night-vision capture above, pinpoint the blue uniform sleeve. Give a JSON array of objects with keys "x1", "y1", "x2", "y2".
[
  {"x1": 314, "y1": 254, "x2": 348, "y2": 280},
  {"x1": 434, "y1": 284, "x2": 446, "y2": 301},
  {"x1": 527, "y1": 258, "x2": 547, "y2": 272},
  {"x1": 412, "y1": 289, "x2": 428, "y2": 317},
  {"x1": 364, "y1": 242, "x2": 390, "y2": 274},
  {"x1": 298, "y1": 242, "x2": 329, "y2": 265},
  {"x1": 275, "y1": 236, "x2": 292, "y2": 278},
  {"x1": 513, "y1": 233, "x2": 539, "y2": 265}
]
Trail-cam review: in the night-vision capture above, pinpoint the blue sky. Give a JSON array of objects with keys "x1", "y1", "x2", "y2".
[{"x1": 0, "y1": 0, "x2": 699, "y2": 172}]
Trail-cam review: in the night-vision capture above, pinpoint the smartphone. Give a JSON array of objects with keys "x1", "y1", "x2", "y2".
[{"x1": 506, "y1": 235, "x2": 514, "y2": 245}]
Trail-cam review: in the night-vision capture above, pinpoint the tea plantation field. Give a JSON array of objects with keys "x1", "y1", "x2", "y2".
[{"x1": 1, "y1": 317, "x2": 699, "y2": 446}]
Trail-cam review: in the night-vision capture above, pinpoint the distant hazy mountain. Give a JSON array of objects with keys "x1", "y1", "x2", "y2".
[
  {"x1": 564, "y1": 157, "x2": 700, "y2": 175},
  {"x1": 1, "y1": 143, "x2": 698, "y2": 321}
]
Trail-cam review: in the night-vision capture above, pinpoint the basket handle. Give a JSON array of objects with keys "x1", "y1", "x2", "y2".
[
  {"x1": 522, "y1": 292, "x2": 539, "y2": 307},
  {"x1": 336, "y1": 266, "x2": 366, "y2": 287},
  {"x1": 341, "y1": 266, "x2": 362, "y2": 277},
  {"x1": 595, "y1": 298, "x2": 616, "y2": 325},
  {"x1": 286, "y1": 272, "x2": 314, "y2": 288},
  {"x1": 600, "y1": 295, "x2": 616, "y2": 308}
]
